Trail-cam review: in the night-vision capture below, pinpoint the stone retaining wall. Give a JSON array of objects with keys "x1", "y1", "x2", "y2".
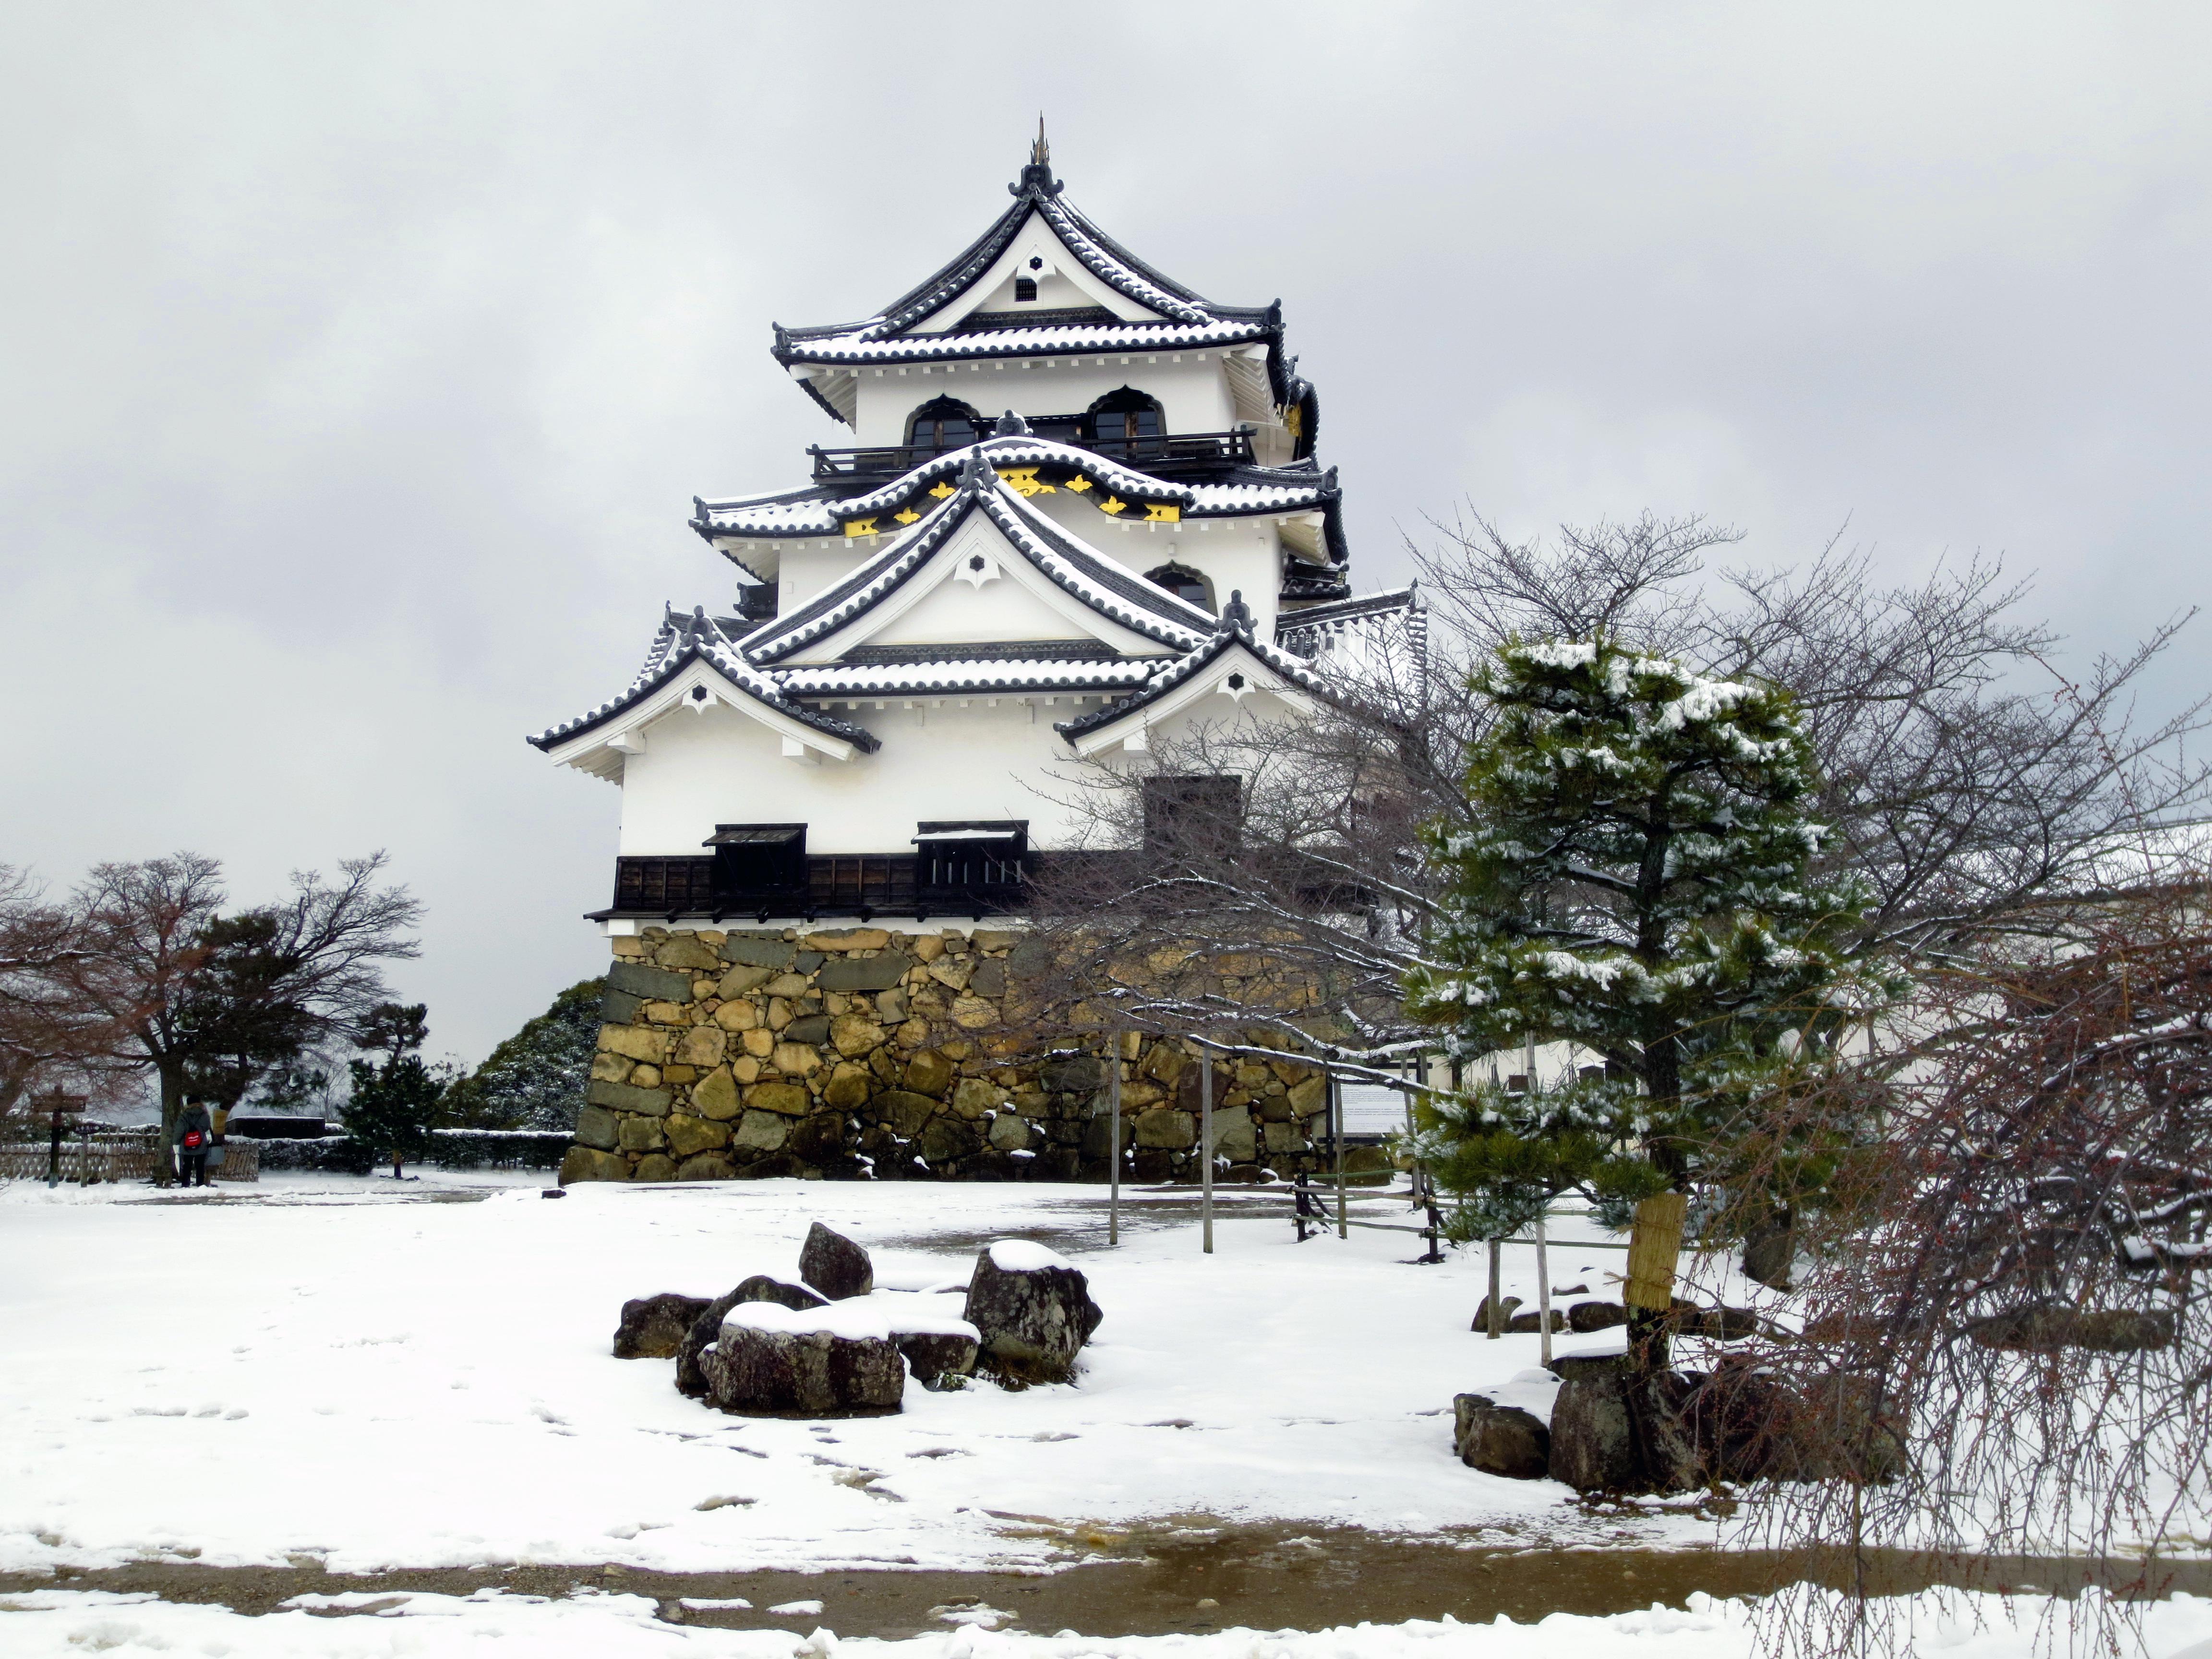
[{"x1": 560, "y1": 925, "x2": 1331, "y2": 1185}]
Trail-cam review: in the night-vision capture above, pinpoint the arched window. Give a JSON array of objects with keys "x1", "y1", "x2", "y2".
[
  {"x1": 906, "y1": 397, "x2": 982, "y2": 455},
  {"x1": 1086, "y1": 386, "x2": 1165, "y2": 456},
  {"x1": 1013, "y1": 276, "x2": 1038, "y2": 302},
  {"x1": 1144, "y1": 563, "x2": 1211, "y2": 610}
]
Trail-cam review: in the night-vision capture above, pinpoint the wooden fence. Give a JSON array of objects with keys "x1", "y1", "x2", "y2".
[{"x1": 0, "y1": 1132, "x2": 259, "y2": 1184}]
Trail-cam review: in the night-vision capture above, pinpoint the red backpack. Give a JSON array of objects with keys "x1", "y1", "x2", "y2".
[{"x1": 183, "y1": 1129, "x2": 204, "y2": 1149}]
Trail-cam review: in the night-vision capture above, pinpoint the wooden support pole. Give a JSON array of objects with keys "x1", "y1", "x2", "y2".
[
  {"x1": 1535, "y1": 1216, "x2": 1553, "y2": 1367},
  {"x1": 1107, "y1": 1032, "x2": 1122, "y2": 1247},
  {"x1": 1624, "y1": 1190, "x2": 1690, "y2": 1372},
  {"x1": 1486, "y1": 1238, "x2": 1504, "y2": 1339},
  {"x1": 1332, "y1": 1074, "x2": 1348, "y2": 1239},
  {"x1": 1199, "y1": 1050, "x2": 1214, "y2": 1255}
]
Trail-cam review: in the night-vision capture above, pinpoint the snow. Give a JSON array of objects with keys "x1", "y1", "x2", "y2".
[
  {"x1": 722, "y1": 1301, "x2": 896, "y2": 1342},
  {"x1": 987, "y1": 1239, "x2": 1072, "y2": 1273},
  {"x1": 0, "y1": 1586, "x2": 2205, "y2": 1659},
  {"x1": 0, "y1": 1171, "x2": 1686, "y2": 1580}
]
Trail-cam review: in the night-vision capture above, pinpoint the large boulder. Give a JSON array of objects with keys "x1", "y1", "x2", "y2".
[
  {"x1": 1548, "y1": 1370, "x2": 1702, "y2": 1495},
  {"x1": 799, "y1": 1222, "x2": 874, "y2": 1300},
  {"x1": 1567, "y1": 1300, "x2": 1630, "y2": 1333},
  {"x1": 963, "y1": 1240, "x2": 1103, "y2": 1384},
  {"x1": 675, "y1": 1274, "x2": 827, "y2": 1398},
  {"x1": 1741, "y1": 1206, "x2": 1796, "y2": 1290},
  {"x1": 698, "y1": 1301, "x2": 904, "y2": 1417},
  {"x1": 881, "y1": 1302, "x2": 982, "y2": 1390},
  {"x1": 614, "y1": 1292, "x2": 712, "y2": 1359},
  {"x1": 1452, "y1": 1392, "x2": 1551, "y2": 1479}
]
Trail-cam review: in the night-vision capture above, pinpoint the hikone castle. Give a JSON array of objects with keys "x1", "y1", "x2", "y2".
[{"x1": 533, "y1": 134, "x2": 1421, "y2": 1185}]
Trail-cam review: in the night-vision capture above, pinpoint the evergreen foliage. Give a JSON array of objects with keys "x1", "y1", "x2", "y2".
[
  {"x1": 343, "y1": 1001, "x2": 443, "y2": 1178},
  {"x1": 1406, "y1": 637, "x2": 1887, "y2": 1231},
  {"x1": 438, "y1": 980, "x2": 601, "y2": 1131}
]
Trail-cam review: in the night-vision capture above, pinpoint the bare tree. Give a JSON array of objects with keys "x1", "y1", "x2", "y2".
[
  {"x1": 0, "y1": 865, "x2": 138, "y2": 1119},
  {"x1": 1714, "y1": 883, "x2": 2212, "y2": 1658},
  {"x1": 46, "y1": 852, "x2": 421, "y2": 1177}
]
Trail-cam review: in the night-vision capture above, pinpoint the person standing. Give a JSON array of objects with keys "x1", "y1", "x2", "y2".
[{"x1": 175, "y1": 1099, "x2": 213, "y2": 1188}]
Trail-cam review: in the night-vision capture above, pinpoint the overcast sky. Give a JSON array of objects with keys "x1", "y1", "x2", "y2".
[{"x1": 3, "y1": 3, "x2": 2208, "y2": 1068}]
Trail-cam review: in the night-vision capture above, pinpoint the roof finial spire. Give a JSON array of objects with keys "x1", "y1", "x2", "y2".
[{"x1": 1012, "y1": 116, "x2": 1063, "y2": 197}]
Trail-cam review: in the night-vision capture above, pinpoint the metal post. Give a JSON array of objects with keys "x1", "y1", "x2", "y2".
[
  {"x1": 1107, "y1": 1032, "x2": 1122, "y2": 1247},
  {"x1": 1486, "y1": 1238, "x2": 1504, "y2": 1338},
  {"x1": 1199, "y1": 1050, "x2": 1214, "y2": 1255},
  {"x1": 1535, "y1": 1215, "x2": 1554, "y2": 1367},
  {"x1": 1332, "y1": 1074, "x2": 1348, "y2": 1239},
  {"x1": 47, "y1": 1107, "x2": 63, "y2": 1189}
]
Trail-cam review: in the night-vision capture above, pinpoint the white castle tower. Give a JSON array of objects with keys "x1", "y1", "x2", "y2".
[{"x1": 533, "y1": 132, "x2": 1417, "y2": 935}]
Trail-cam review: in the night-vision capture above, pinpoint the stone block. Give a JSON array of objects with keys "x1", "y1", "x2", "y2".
[
  {"x1": 587, "y1": 1079, "x2": 673, "y2": 1117},
  {"x1": 720, "y1": 936, "x2": 795, "y2": 969},
  {"x1": 1212, "y1": 1115, "x2": 1258, "y2": 1164},
  {"x1": 633, "y1": 1154, "x2": 677, "y2": 1182},
  {"x1": 744, "y1": 1081, "x2": 810, "y2": 1115},
  {"x1": 804, "y1": 927, "x2": 890, "y2": 952},
  {"x1": 699, "y1": 1310, "x2": 903, "y2": 1418},
  {"x1": 632, "y1": 1064, "x2": 662, "y2": 1087},
  {"x1": 618, "y1": 1115, "x2": 668, "y2": 1153},
  {"x1": 1041, "y1": 1053, "x2": 1104, "y2": 1092},
  {"x1": 1453, "y1": 1392, "x2": 1551, "y2": 1479},
  {"x1": 822, "y1": 1064, "x2": 872, "y2": 1110},
  {"x1": 713, "y1": 997, "x2": 762, "y2": 1031},
  {"x1": 771, "y1": 1042, "x2": 821, "y2": 1076},
  {"x1": 895, "y1": 1018, "x2": 930, "y2": 1048},
  {"x1": 574, "y1": 1104, "x2": 619, "y2": 1151},
  {"x1": 964, "y1": 1242, "x2": 1100, "y2": 1384},
  {"x1": 926, "y1": 958, "x2": 971, "y2": 991},
  {"x1": 677, "y1": 1153, "x2": 736, "y2": 1181},
  {"x1": 742, "y1": 1027, "x2": 776, "y2": 1058},
  {"x1": 610, "y1": 936, "x2": 646, "y2": 958},
  {"x1": 951, "y1": 996, "x2": 997, "y2": 1029},
  {"x1": 598, "y1": 1023, "x2": 669, "y2": 1064},
  {"x1": 902, "y1": 1050, "x2": 955, "y2": 1096},
  {"x1": 817, "y1": 953, "x2": 912, "y2": 992},
  {"x1": 1262, "y1": 1119, "x2": 1303, "y2": 1154},
  {"x1": 677, "y1": 1025, "x2": 727, "y2": 1068},
  {"x1": 1134, "y1": 1107, "x2": 1196, "y2": 1149},
  {"x1": 559, "y1": 1146, "x2": 628, "y2": 1185},
  {"x1": 1287, "y1": 1076, "x2": 1328, "y2": 1118},
  {"x1": 873, "y1": 987, "x2": 908, "y2": 1022},
  {"x1": 608, "y1": 959, "x2": 694, "y2": 1004},
  {"x1": 655, "y1": 935, "x2": 721, "y2": 971},
  {"x1": 643, "y1": 1000, "x2": 688, "y2": 1024},
  {"x1": 601, "y1": 987, "x2": 644, "y2": 1025},
  {"x1": 717, "y1": 963, "x2": 774, "y2": 998},
  {"x1": 967, "y1": 960, "x2": 1007, "y2": 998},
  {"x1": 666, "y1": 1114, "x2": 729, "y2": 1158},
  {"x1": 764, "y1": 973, "x2": 813, "y2": 998},
  {"x1": 799, "y1": 1222, "x2": 874, "y2": 1299},
  {"x1": 795, "y1": 951, "x2": 825, "y2": 973},
  {"x1": 871, "y1": 1089, "x2": 939, "y2": 1138},
  {"x1": 951, "y1": 1077, "x2": 1005, "y2": 1118},
  {"x1": 788, "y1": 1112, "x2": 847, "y2": 1166},
  {"x1": 828, "y1": 1013, "x2": 884, "y2": 1058},
  {"x1": 589, "y1": 1051, "x2": 632, "y2": 1085},
  {"x1": 918, "y1": 1116, "x2": 978, "y2": 1164},
  {"x1": 1142, "y1": 1045, "x2": 1187, "y2": 1085},
  {"x1": 733, "y1": 1109, "x2": 789, "y2": 1152},
  {"x1": 912, "y1": 934, "x2": 945, "y2": 962},
  {"x1": 971, "y1": 929, "x2": 1018, "y2": 951},
  {"x1": 693, "y1": 1065, "x2": 740, "y2": 1119},
  {"x1": 783, "y1": 1013, "x2": 831, "y2": 1045},
  {"x1": 988, "y1": 1112, "x2": 1034, "y2": 1152}
]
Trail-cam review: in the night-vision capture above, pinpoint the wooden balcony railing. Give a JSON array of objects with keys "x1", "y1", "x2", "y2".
[
  {"x1": 809, "y1": 427, "x2": 1255, "y2": 485},
  {"x1": 608, "y1": 852, "x2": 1034, "y2": 922}
]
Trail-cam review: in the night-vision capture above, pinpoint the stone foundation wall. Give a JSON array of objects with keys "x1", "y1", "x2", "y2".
[{"x1": 559, "y1": 925, "x2": 1330, "y2": 1185}]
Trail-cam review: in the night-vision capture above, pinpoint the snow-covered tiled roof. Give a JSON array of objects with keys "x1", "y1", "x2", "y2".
[
  {"x1": 739, "y1": 450, "x2": 1217, "y2": 666},
  {"x1": 776, "y1": 152, "x2": 1271, "y2": 351},
  {"x1": 1054, "y1": 591, "x2": 1333, "y2": 744},
  {"x1": 774, "y1": 655, "x2": 1168, "y2": 697},
  {"x1": 528, "y1": 606, "x2": 881, "y2": 756},
  {"x1": 779, "y1": 317, "x2": 1272, "y2": 369}
]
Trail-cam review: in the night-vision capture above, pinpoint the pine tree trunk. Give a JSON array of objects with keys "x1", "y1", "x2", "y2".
[
  {"x1": 1624, "y1": 1191, "x2": 1688, "y2": 1374},
  {"x1": 154, "y1": 1059, "x2": 187, "y2": 1187}
]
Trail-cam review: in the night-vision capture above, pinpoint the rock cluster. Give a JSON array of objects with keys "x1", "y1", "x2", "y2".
[
  {"x1": 561, "y1": 925, "x2": 1330, "y2": 1185},
  {"x1": 619, "y1": 1223, "x2": 1104, "y2": 1417}
]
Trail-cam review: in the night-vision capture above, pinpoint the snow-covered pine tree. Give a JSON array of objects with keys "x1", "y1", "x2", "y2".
[
  {"x1": 439, "y1": 980, "x2": 601, "y2": 1131},
  {"x1": 1406, "y1": 637, "x2": 1881, "y2": 1228}
]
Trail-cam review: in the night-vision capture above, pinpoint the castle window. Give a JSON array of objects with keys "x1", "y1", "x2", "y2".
[
  {"x1": 1086, "y1": 386, "x2": 1164, "y2": 456},
  {"x1": 1013, "y1": 276, "x2": 1037, "y2": 302},
  {"x1": 1144, "y1": 563, "x2": 1211, "y2": 610},
  {"x1": 907, "y1": 397, "x2": 982, "y2": 454}
]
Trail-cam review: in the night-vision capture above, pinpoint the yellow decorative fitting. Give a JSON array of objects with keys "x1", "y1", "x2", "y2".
[
  {"x1": 843, "y1": 517, "x2": 878, "y2": 537},
  {"x1": 1065, "y1": 474, "x2": 1094, "y2": 493},
  {"x1": 1142, "y1": 503, "x2": 1181, "y2": 523},
  {"x1": 892, "y1": 507, "x2": 921, "y2": 525},
  {"x1": 928, "y1": 481, "x2": 956, "y2": 499},
  {"x1": 1099, "y1": 495, "x2": 1127, "y2": 516},
  {"x1": 1284, "y1": 404, "x2": 1302, "y2": 439},
  {"x1": 994, "y1": 466, "x2": 1056, "y2": 497}
]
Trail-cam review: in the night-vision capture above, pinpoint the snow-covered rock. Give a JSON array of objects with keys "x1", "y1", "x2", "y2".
[
  {"x1": 799, "y1": 1221, "x2": 874, "y2": 1301},
  {"x1": 963, "y1": 1238, "x2": 1103, "y2": 1383},
  {"x1": 674, "y1": 1274, "x2": 826, "y2": 1398},
  {"x1": 698, "y1": 1300, "x2": 903, "y2": 1418},
  {"x1": 612, "y1": 1292, "x2": 710, "y2": 1359}
]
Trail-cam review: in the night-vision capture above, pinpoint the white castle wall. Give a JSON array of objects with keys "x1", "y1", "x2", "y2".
[{"x1": 843, "y1": 352, "x2": 1247, "y2": 448}]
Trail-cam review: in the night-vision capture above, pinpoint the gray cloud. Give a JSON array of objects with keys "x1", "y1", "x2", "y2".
[{"x1": 3, "y1": 2, "x2": 2207, "y2": 1063}]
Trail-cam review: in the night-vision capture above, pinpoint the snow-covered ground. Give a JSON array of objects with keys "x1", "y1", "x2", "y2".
[
  {"x1": 2, "y1": 1171, "x2": 1689, "y2": 1579},
  {"x1": 3, "y1": 1586, "x2": 2207, "y2": 1659}
]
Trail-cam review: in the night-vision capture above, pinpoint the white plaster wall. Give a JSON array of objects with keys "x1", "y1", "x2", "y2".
[
  {"x1": 1028, "y1": 497, "x2": 1284, "y2": 636},
  {"x1": 613, "y1": 682, "x2": 1309, "y2": 856},
  {"x1": 848, "y1": 352, "x2": 1245, "y2": 447}
]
